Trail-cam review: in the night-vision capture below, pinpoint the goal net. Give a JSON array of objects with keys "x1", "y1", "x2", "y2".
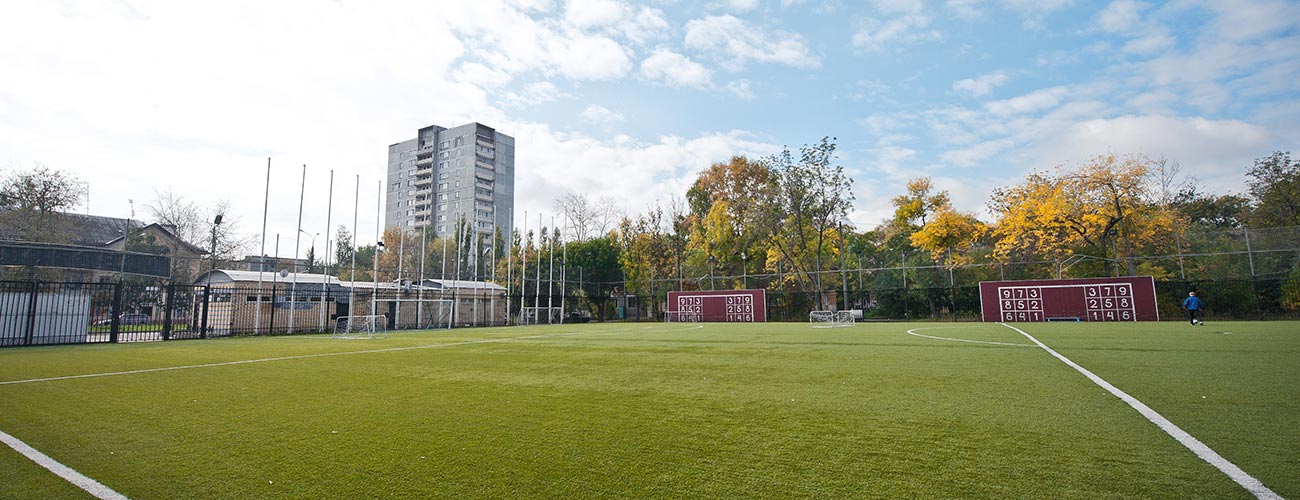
[
  {"x1": 809, "y1": 310, "x2": 854, "y2": 328},
  {"x1": 333, "y1": 315, "x2": 388, "y2": 339},
  {"x1": 521, "y1": 307, "x2": 562, "y2": 325},
  {"x1": 420, "y1": 299, "x2": 454, "y2": 330},
  {"x1": 663, "y1": 310, "x2": 700, "y2": 322}
]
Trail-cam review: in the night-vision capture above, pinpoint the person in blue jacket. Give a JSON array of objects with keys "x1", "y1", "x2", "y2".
[{"x1": 1182, "y1": 291, "x2": 1203, "y2": 325}]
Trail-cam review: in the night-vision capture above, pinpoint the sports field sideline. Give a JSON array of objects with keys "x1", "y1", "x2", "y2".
[{"x1": 1, "y1": 321, "x2": 1296, "y2": 499}]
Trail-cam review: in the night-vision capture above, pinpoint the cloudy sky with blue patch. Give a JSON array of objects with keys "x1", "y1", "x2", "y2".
[{"x1": 2, "y1": 0, "x2": 1297, "y2": 251}]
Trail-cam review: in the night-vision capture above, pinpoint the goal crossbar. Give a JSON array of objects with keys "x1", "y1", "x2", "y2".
[
  {"x1": 809, "y1": 310, "x2": 855, "y2": 328},
  {"x1": 333, "y1": 315, "x2": 388, "y2": 339}
]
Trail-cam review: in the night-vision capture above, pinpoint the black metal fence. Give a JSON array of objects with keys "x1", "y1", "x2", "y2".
[{"x1": 2, "y1": 274, "x2": 1298, "y2": 348}]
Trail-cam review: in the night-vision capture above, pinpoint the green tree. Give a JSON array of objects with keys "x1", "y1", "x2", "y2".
[
  {"x1": 0, "y1": 163, "x2": 85, "y2": 243},
  {"x1": 756, "y1": 138, "x2": 855, "y2": 303},
  {"x1": 1246, "y1": 151, "x2": 1300, "y2": 227}
]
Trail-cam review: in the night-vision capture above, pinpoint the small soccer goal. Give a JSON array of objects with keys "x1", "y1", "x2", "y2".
[
  {"x1": 521, "y1": 307, "x2": 562, "y2": 325},
  {"x1": 421, "y1": 299, "x2": 454, "y2": 330},
  {"x1": 809, "y1": 310, "x2": 855, "y2": 328},
  {"x1": 663, "y1": 310, "x2": 701, "y2": 323},
  {"x1": 333, "y1": 315, "x2": 388, "y2": 339}
]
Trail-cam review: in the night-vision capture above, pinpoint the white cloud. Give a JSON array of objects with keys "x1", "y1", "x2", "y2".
[
  {"x1": 452, "y1": 62, "x2": 514, "y2": 88},
  {"x1": 1035, "y1": 115, "x2": 1271, "y2": 189},
  {"x1": 619, "y1": 7, "x2": 671, "y2": 45},
  {"x1": 997, "y1": 0, "x2": 1074, "y2": 29},
  {"x1": 945, "y1": 0, "x2": 984, "y2": 18},
  {"x1": 580, "y1": 104, "x2": 624, "y2": 123},
  {"x1": 728, "y1": 0, "x2": 760, "y2": 12},
  {"x1": 684, "y1": 15, "x2": 820, "y2": 69},
  {"x1": 1122, "y1": 30, "x2": 1174, "y2": 54},
  {"x1": 726, "y1": 79, "x2": 756, "y2": 99},
  {"x1": 984, "y1": 86, "x2": 1070, "y2": 116},
  {"x1": 851, "y1": 14, "x2": 941, "y2": 52},
  {"x1": 501, "y1": 81, "x2": 569, "y2": 107},
  {"x1": 509, "y1": 124, "x2": 779, "y2": 220},
  {"x1": 953, "y1": 72, "x2": 1009, "y2": 97},
  {"x1": 871, "y1": 0, "x2": 926, "y2": 14},
  {"x1": 1095, "y1": 0, "x2": 1145, "y2": 33},
  {"x1": 564, "y1": 0, "x2": 627, "y2": 28},
  {"x1": 640, "y1": 48, "x2": 713, "y2": 88},
  {"x1": 546, "y1": 31, "x2": 634, "y2": 80}
]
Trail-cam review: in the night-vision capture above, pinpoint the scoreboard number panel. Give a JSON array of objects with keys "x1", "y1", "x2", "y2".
[
  {"x1": 668, "y1": 289, "x2": 767, "y2": 322},
  {"x1": 978, "y1": 277, "x2": 1159, "y2": 322}
]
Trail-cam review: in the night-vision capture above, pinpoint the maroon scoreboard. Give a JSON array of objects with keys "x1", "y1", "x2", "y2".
[
  {"x1": 978, "y1": 276, "x2": 1159, "y2": 322},
  {"x1": 667, "y1": 289, "x2": 767, "y2": 322}
]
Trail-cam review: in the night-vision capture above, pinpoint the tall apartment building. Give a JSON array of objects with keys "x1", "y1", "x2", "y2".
[{"x1": 385, "y1": 123, "x2": 514, "y2": 240}]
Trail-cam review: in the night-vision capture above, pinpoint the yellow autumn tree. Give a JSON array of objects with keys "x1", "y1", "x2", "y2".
[
  {"x1": 988, "y1": 154, "x2": 1177, "y2": 276},
  {"x1": 910, "y1": 205, "x2": 988, "y2": 268}
]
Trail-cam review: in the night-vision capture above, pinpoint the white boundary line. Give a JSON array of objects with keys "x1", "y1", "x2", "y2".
[
  {"x1": 999, "y1": 323, "x2": 1282, "y2": 500},
  {"x1": 0, "y1": 429, "x2": 128, "y2": 500},
  {"x1": 0, "y1": 324, "x2": 702, "y2": 499},
  {"x1": 905, "y1": 326, "x2": 1035, "y2": 347},
  {"x1": 0, "y1": 324, "x2": 702, "y2": 387}
]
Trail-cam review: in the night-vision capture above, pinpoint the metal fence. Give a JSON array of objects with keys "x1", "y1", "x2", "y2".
[{"x1": 2, "y1": 225, "x2": 1298, "y2": 347}]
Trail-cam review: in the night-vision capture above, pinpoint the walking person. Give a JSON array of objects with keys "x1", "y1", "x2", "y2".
[{"x1": 1182, "y1": 291, "x2": 1203, "y2": 326}]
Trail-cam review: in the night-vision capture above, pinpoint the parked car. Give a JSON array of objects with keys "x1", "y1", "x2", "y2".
[
  {"x1": 565, "y1": 311, "x2": 592, "y2": 323},
  {"x1": 94, "y1": 313, "x2": 151, "y2": 325}
]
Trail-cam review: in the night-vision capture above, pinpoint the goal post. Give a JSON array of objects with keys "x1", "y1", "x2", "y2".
[
  {"x1": 521, "y1": 307, "x2": 562, "y2": 325},
  {"x1": 333, "y1": 315, "x2": 388, "y2": 339},
  {"x1": 810, "y1": 310, "x2": 854, "y2": 328},
  {"x1": 420, "y1": 299, "x2": 454, "y2": 330}
]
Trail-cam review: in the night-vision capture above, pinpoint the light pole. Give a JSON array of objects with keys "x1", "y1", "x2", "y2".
[
  {"x1": 371, "y1": 241, "x2": 384, "y2": 317},
  {"x1": 210, "y1": 214, "x2": 224, "y2": 278},
  {"x1": 300, "y1": 230, "x2": 319, "y2": 272},
  {"x1": 708, "y1": 254, "x2": 717, "y2": 290},
  {"x1": 740, "y1": 252, "x2": 748, "y2": 289}
]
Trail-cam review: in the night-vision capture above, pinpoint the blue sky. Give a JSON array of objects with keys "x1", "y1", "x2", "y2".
[{"x1": 2, "y1": 0, "x2": 1298, "y2": 252}]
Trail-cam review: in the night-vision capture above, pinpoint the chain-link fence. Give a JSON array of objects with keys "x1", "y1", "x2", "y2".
[{"x1": 2, "y1": 225, "x2": 1297, "y2": 346}]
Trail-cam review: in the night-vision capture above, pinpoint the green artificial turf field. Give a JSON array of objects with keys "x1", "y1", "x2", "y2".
[{"x1": 1, "y1": 321, "x2": 1296, "y2": 499}]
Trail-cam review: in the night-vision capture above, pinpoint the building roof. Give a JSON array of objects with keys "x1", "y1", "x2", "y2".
[
  {"x1": 195, "y1": 270, "x2": 342, "y2": 285},
  {"x1": 0, "y1": 209, "x2": 209, "y2": 255}
]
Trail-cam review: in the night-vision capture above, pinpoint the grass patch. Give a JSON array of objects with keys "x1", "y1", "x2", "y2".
[{"x1": 1, "y1": 322, "x2": 1294, "y2": 498}]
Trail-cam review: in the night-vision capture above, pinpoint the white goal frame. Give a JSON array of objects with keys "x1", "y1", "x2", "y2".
[
  {"x1": 333, "y1": 315, "x2": 388, "y2": 339},
  {"x1": 663, "y1": 310, "x2": 700, "y2": 323},
  {"x1": 416, "y1": 299, "x2": 454, "y2": 330},
  {"x1": 522, "y1": 306, "x2": 562, "y2": 325},
  {"x1": 810, "y1": 310, "x2": 855, "y2": 328}
]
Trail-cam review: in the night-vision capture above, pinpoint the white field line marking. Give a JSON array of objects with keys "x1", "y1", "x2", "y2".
[
  {"x1": 1000, "y1": 323, "x2": 1283, "y2": 500},
  {"x1": 905, "y1": 326, "x2": 1035, "y2": 347},
  {"x1": 0, "y1": 429, "x2": 129, "y2": 500},
  {"x1": 2, "y1": 323, "x2": 702, "y2": 498},
  {"x1": 0, "y1": 324, "x2": 703, "y2": 387}
]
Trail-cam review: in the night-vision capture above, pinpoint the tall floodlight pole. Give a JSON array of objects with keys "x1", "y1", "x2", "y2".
[
  {"x1": 417, "y1": 226, "x2": 427, "y2": 326},
  {"x1": 349, "y1": 175, "x2": 359, "y2": 318},
  {"x1": 519, "y1": 211, "x2": 528, "y2": 325},
  {"x1": 453, "y1": 217, "x2": 466, "y2": 327},
  {"x1": 255, "y1": 158, "x2": 271, "y2": 335},
  {"x1": 505, "y1": 208, "x2": 514, "y2": 326},
  {"x1": 560, "y1": 216, "x2": 567, "y2": 324},
  {"x1": 547, "y1": 216, "x2": 555, "y2": 323},
  {"x1": 290, "y1": 164, "x2": 306, "y2": 334},
  {"x1": 321, "y1": 169, "x2": 334, "y2": 331},
  {"x1": 397, "y1": 225, "x2": 405, "y2": 328},
  {"x1": 491, "y1": 221, "x2": 498, "y2": 325},
  {"x1": 534, "y1": 212, "x2": 542, "y2": 324},
  {"x1": 472, "y1": 227, "x2": 480, "y2": 326},
  {"x1": 840, "y1": 222, "x2": 848, "y2": 312},
  {"x1": 372, "y1": 180, "x2": 381, "y2": 321}
]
